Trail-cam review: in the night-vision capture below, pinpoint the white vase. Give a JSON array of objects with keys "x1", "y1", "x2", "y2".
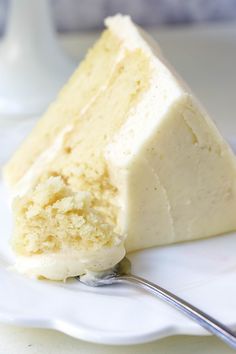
[{"x1": 0, "y1": 0, "x2": 76, "y2": 119}]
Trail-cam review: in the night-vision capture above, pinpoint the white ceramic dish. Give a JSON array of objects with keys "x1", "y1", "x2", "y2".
[{"x1": 0, "y1": 179, "x2": 236, "y2": 345}]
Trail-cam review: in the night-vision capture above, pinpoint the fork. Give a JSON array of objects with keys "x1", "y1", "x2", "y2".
[{"x1": 76, "y1": 257, "x2": 236, "y2": 349}]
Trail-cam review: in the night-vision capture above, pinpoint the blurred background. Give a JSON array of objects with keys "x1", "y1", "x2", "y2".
[{"x1": 1, "y1": 0, "x2": 236, "y2": 34}]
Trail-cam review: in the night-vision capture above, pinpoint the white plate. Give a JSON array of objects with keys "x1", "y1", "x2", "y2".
[{"x1": 0, "y1": 179, "x2": 236, "y2": 345}]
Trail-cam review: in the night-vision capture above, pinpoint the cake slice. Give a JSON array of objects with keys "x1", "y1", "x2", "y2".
[{"x1": 4, "y1": 15, "x2": 236, "y2": 280}]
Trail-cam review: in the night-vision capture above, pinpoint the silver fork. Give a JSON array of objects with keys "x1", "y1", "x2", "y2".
[{"x1": 76, "y1": 257, "x2": 236, "y2": 349}]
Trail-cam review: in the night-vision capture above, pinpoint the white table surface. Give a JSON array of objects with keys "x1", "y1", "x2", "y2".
[{"x1": 0, "y1": 22, "x2": 236, "y2": 353}]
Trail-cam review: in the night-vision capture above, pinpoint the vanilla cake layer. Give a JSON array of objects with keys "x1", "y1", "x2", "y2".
[{"x1": 4, "y1": 15, "x2": 236, "y2": 280}]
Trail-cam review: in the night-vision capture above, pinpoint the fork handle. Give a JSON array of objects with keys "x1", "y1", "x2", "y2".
[{"x1": 117, "y1": 274, "x2": 236, "y2": 349}]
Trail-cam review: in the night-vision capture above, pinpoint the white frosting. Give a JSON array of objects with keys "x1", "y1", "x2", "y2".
[
  {"x1": 105, "y1": 15, "x2": 185, "y2": 167},
  {"x1": 15, "y1": 243, "x2": 125, "y2": 280},
  {"x1": 105, "y1": 65, "x2": 182, "y2": 166},
  {"x1": 11, "y1": 125, "x2": 73, "y2": 200},
  {"x1": 104, "y1": 16, "x2": 183, "y2": 242},
  {"x1": 105, "y1": 15, "x2": 153, "y2": 53}
]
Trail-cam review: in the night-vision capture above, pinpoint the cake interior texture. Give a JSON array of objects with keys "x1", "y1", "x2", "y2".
[
  {"x1": 13, "y1": 176, "x2": 119, "y2": 256},
  {"x1": 4, "y1": 15, "x2": 236, "y2": 280}
]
